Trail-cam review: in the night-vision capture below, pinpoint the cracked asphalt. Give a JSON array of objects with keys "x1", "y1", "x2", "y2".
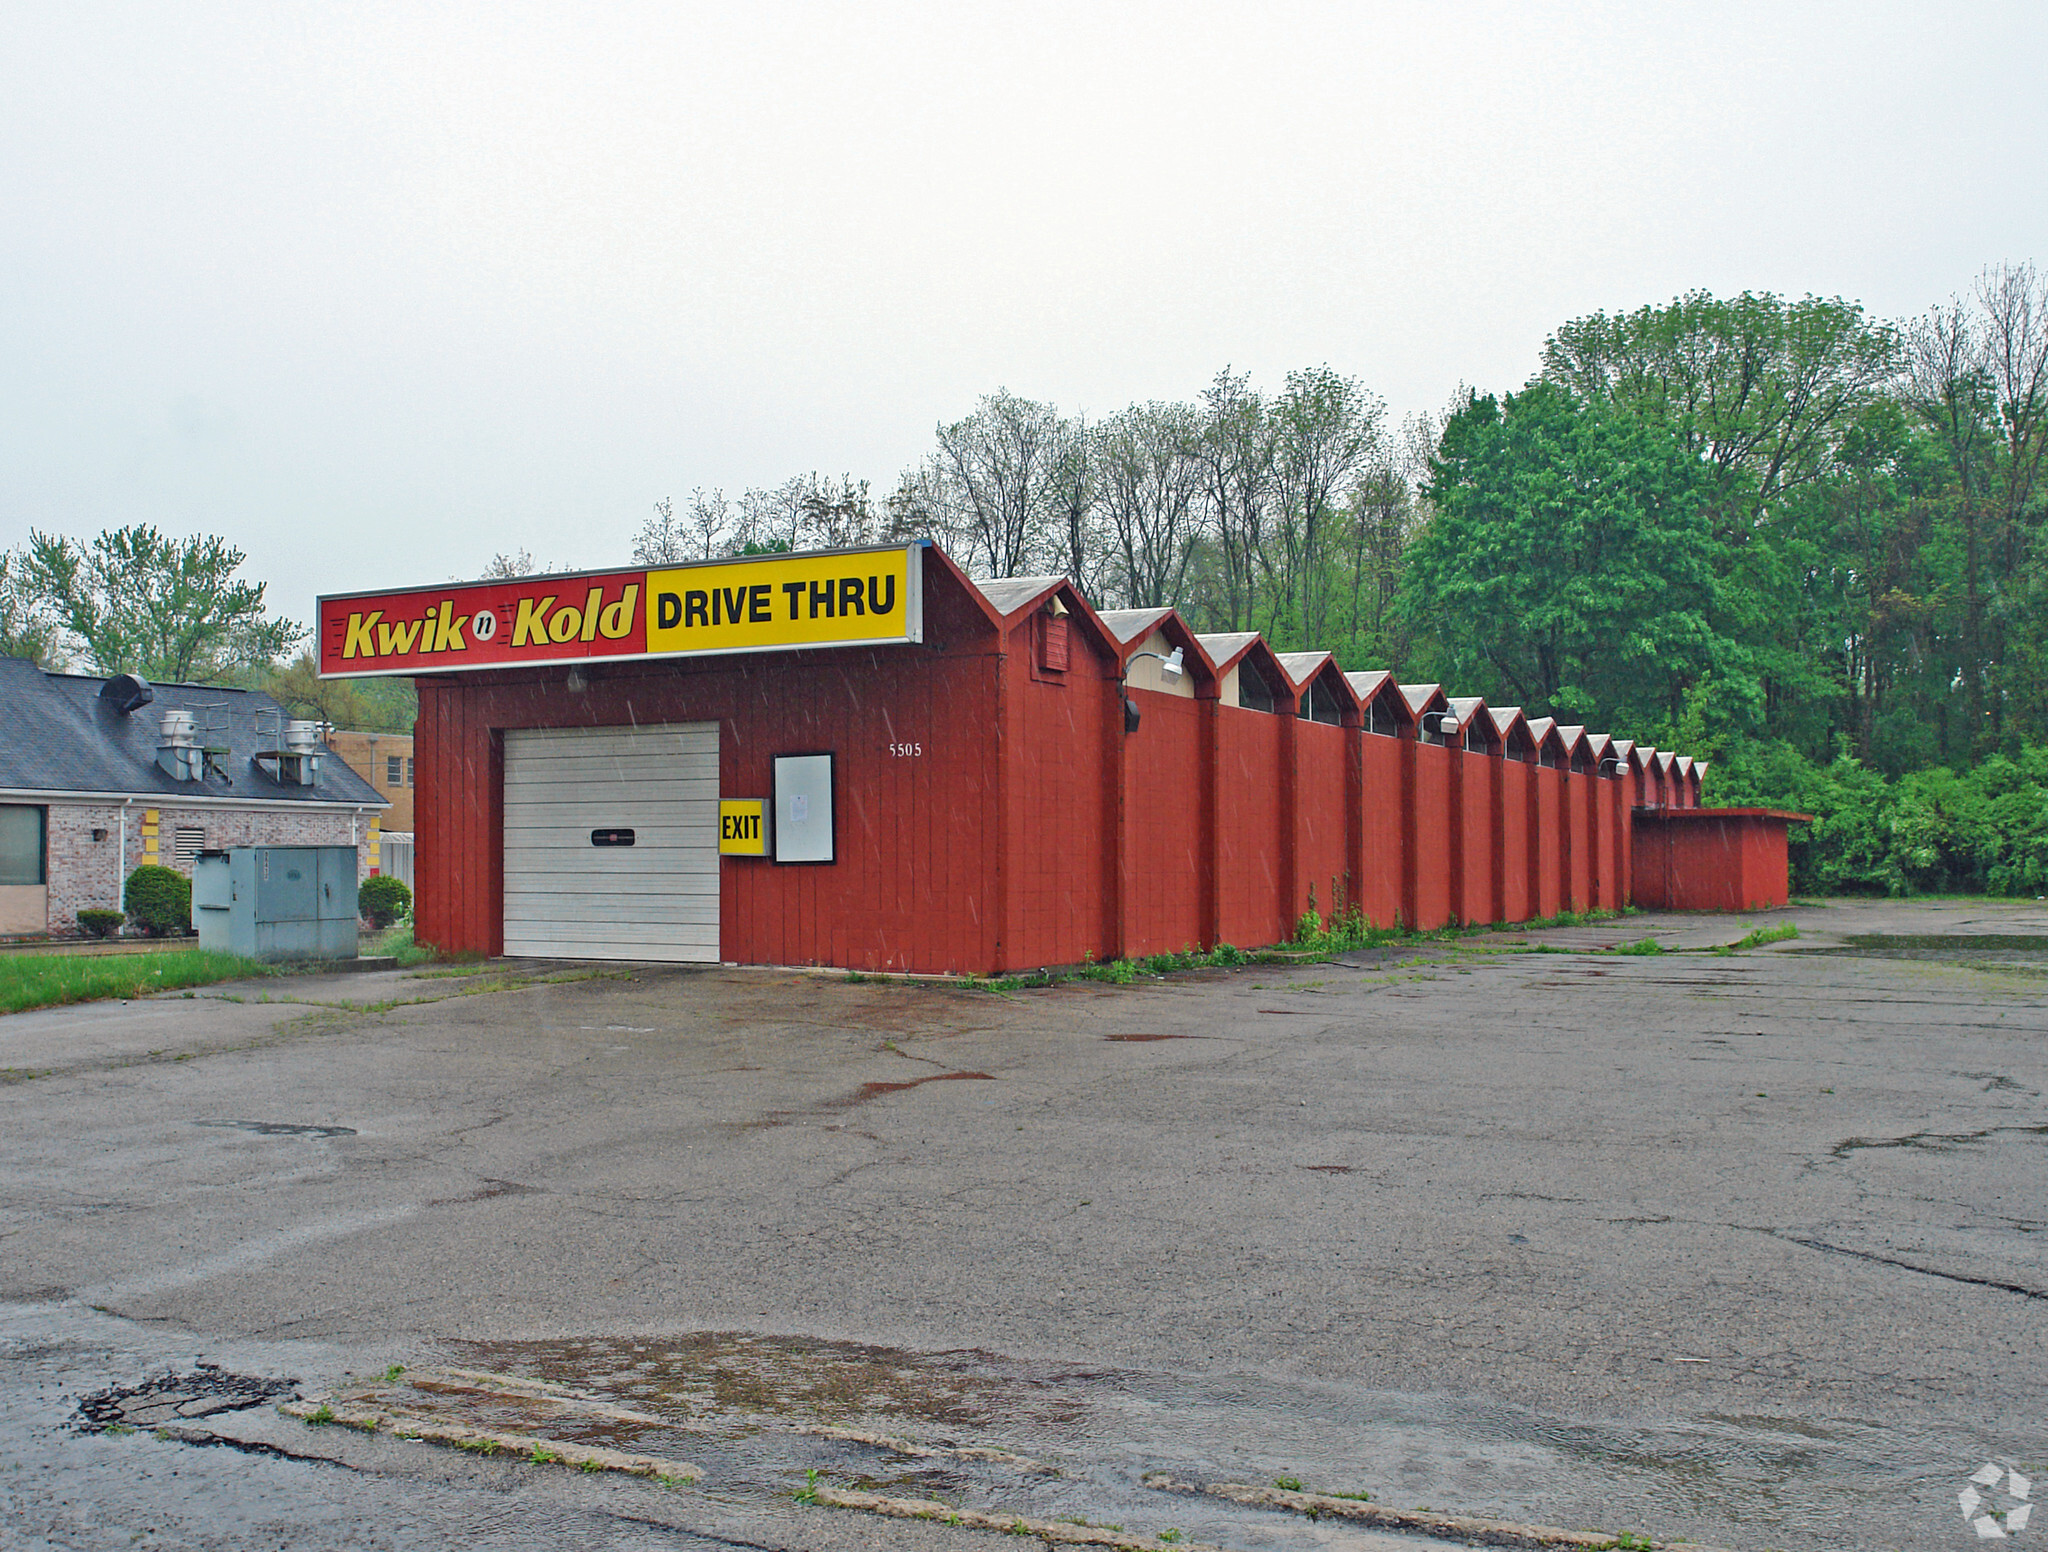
[{"x1": 2, "y1": 897, "x2": 2044, "y2": 1551}]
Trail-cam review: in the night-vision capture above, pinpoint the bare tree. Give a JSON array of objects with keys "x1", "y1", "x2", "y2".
[
  {"x1": 1094, "y1": 401, "x2": 1202, "y2": 609},
  {"x1": 1189, "y1": 369, "x2": 1274, "y2": 631},
  {"x1": 934, "y1": 390, "x2": 1066, "y2": 577},
  {"x1": 797, "y1": 474, "x2": 878, "y2": 550},
  {"x1": 1906, "y1": 297, "x2": 1996, "y2": 733},
  {"x1": 1976, "y1": 262, "x2": 2048, "y2": 583},
  {"x1": 1270, "y1": 367, "x2": 1384, "y2": 644}
]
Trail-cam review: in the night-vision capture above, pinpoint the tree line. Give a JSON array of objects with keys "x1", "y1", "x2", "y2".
[{"x1": 633, "y1": 265, "x2": 2047, "y2": 893}]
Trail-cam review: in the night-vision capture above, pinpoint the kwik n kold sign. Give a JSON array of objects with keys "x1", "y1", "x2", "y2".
[{"x1": 318, "y1": 544, "x2": 924, "y2": 678}]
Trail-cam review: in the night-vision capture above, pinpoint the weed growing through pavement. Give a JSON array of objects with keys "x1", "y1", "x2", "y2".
[
  {"x1": 1274, "y1": 1476, "x2": 1303, "y2": 1491},
  {"x1": 1612, "y1": 937, "x2": 1666, "y2": 955},
  {"x1": 1717, "y1": 922, "x2": 1799, "y2": 954},
  {"x1": 793, "y1": 1468, "x2": 824, "y2": 1504},
  {"x1": 580, "y1": 1458, "x2": 604, "y2": 1473},
  {"x1": 1158, "y1": 1530, "x2": 1184, "y2": 1544},
  {"x1": 529, "y1": 1445, "x2": 561, "y2": 1465},
  {"x1": 304, "y1": 1404, "x2": 335, "y2": 1426}
]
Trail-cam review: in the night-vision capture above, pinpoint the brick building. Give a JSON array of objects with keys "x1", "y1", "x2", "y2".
[
  {"x1": 0, "y1": 658, "x2": 388, "y2": 937},
  {"x1": 323, "y1": 728, "x2": 415, "y2": 830}
]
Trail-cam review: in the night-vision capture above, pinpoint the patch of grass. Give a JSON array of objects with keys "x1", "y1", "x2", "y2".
[
  {"x1": 458, "y1": 1437, "x2": 500, "y2": 1456},
  {"x1": 1328, "y1": 1489, "x2": 1373, "y2": 1502},
  {"x1": 529, "y1": 1445, "x2": 562, "y2": 1464},
  {"x1": 304, "y1": 1404, "x2": 335, "y2": 1426},
  {"x1": 1719, "y1": 922, "x2": 1800, "y2": 953},
  {"x1": 0, "y1": 947, "x2": 275, "y2": 1016},
  {"x1": 1274, "y1": 1476, "x2": 1302, "y2": 1492},
  {"x1": 101, "y1": 1422, "x2": 135, "y2": 1437},
  {"x1": 365, "y1": 920, "x2": 441, "y2": 967},
  {"x1": 1611, "y1": 937, "x2": 1666, "y2": 956},
  {"x1": 793, "y1": 1467, "x2": 824, "y2": 1504},
  {"x1": 380, "y1": 1364, "x2": 405, "y2": 1383},
  {"x1": 1158, "y1": 1530, "x2": 1184, "y2": 1544}
]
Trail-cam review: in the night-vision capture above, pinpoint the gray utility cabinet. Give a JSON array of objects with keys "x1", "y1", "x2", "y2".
[{"x1": 192, "y1": 846, "x2": 359, "y2": 961}]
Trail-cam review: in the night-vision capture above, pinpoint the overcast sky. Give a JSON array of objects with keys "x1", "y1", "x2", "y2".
[{"x1": 3, "y1": 2, "x2": 2045, "y2": 629}]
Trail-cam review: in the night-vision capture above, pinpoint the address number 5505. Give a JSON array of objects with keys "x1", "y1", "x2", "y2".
[{"x1": 888, "y1": 742, "x2": 923, "y2": 757}]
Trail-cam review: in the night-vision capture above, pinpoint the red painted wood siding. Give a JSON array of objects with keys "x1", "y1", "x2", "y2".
[
  {"x1": 1294, "y1": 719, "x2": 1351, "y2": 926},
  {"x1": 1534, "y1": 767, "x2": 1563, "y2": 919},
  {"x1": 1456, "y1": 747, "x2": 1495, "y2": 925},
  {"x1": 1215, "y1": 704, "x2": 1287, "y2": 948},
  {"x1": 1410, "y1": 742, "x2": 1452, "y2": 930},
  {"x1": 1359, "y1": 734, "x2": 1404, "y2": 928},
  {"x1": 1000, "y1": 624, "x2": 1116, "y2": 972},
  {"x1": 1633, "y1": 814, "x2": 1792, "y2": 911},
  {"x1": 1121, "y1": 690, "x2": 1207, "y2": 956},
  {"x1": 1499, "y1": 761, "x2": 1532, "y2": 923}
]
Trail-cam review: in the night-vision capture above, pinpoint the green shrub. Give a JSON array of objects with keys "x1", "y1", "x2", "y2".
[
  {"x1": 123, "y1": 865, "x2": 192, "y2": 937},
  {"x1": 358, "y1": 875, "x2": 413, "y2": 929},
  {"x1": 1709, "y1": 739, "x2": 2048, "y2": 896},
  {"x1": 77, "y1": 908, "x2": 125, "y2": 939}
]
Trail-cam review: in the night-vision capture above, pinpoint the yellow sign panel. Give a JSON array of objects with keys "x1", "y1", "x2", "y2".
[
  {"x1": 719, "y1": 799, "x2": 770, "y2": 856},
  {"x1": 645, "y1": 546, "x2": 920, "y2": 658}
]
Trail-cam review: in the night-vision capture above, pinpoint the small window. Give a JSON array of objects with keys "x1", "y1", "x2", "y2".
[
  {"x1": 172, "y1": 826, "x2": 206, "y2": 864},
  {"x1": 0, "y1": 805, "x2": 45, "y2": 886},
  {"x1": 387, "y1": 755, "x2": 403, "y2": 785},
  {"x1": 1297, "y1": 678, "x2": 1343, "y2": 726},
  {"x1": 406, "y1": 757, "x2": 415, "y2": 786},
  {"x1": 1237, "y1": 662, "x2": 1278, "y2": 713}
]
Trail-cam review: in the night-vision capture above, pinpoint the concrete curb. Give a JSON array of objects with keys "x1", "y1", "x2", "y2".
[
  {"x1": 279, "y1": 1398, "x2": 701, "y2": 1482},
  {"x1": 1144, "y1": 1475, "x2": 1737, "y2": 1552},
  {"x1": 813, "y1": 1487, "x2": 1224, "y2": 1550}
]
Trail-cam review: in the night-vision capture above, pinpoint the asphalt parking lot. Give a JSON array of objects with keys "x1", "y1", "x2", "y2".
[{"x1": 2, "y1": 898, "x2": 2044, "y2": 1552}]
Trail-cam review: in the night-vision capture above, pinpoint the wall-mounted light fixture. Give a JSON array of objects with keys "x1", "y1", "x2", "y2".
[
  {"x1": 1118, "y1": 647, "x2": 1185, "y2": 735},
  {"x1": 1599, "y1": 757, "x2": 1626, "y2": 776},
  {"x1": 1421, "y1": 710, "x2": 1461, "y2": 741}
]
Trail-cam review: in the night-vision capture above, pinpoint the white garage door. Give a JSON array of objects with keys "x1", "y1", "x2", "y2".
[{"x1": 502, "y1": 723, "x2": 720, "y2": 962}]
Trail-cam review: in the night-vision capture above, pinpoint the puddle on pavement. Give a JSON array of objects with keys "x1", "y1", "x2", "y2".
[
  {"x1": 193, "y1": 1120, "x2": 358, "y2": 1138},
  {"x1": 394, "y1": 1331, "x2": 2012, "y2": 1550},
  {"x1": 1799, "y1": 933, "x2": 2048, "y2": 973}
]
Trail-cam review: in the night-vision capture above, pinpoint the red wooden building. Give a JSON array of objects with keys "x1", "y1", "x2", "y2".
[{"x1": 318, "y1": 541, "x2": 1797, "y2": 972}]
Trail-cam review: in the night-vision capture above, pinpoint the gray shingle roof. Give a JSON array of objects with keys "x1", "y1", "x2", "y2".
[
  {"x1": 0, "y1": 657, "x2": 384, "y2": 807},
  {"x1": 974, "y1": 576, "x2": 1066, "y2": 617},
  {"x1": 1094, "y1": 607, "x2": 1172, "y2": 644}
]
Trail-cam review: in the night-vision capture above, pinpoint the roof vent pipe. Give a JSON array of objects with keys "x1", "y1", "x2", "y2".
[
  {"x1": 100, "y1": 673, "x2": 155, "y2": 715},
  {"x1": 156, "y1": 709, "x2": 203, "y2": 781}
]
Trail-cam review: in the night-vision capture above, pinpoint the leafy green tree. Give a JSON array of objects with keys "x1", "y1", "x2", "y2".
[
  {"x1": 260, "y1": 653, "x2": 416, "y2": 734},
  {"x1": 21, "y1": 525, "x2": 302, "y2": 683},
  {"x1": 1403, "y1": 384, "x2": 1748, "y2": 729},
  {"x1": 0, "y1": 553, "x2": 64, "y2": 667},
  {"x1": 1540, "y1": 290, "x2": 1899, "y2": 514}
]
